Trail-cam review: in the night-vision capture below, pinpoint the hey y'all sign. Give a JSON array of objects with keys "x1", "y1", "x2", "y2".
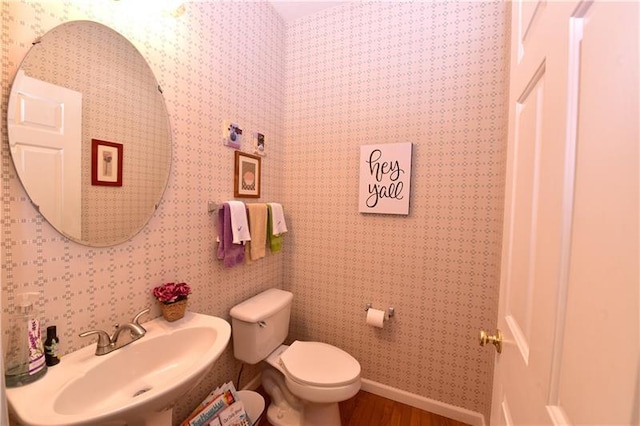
[{"x1": 358, "y1": 142, "x2": 413, "y2": 215}]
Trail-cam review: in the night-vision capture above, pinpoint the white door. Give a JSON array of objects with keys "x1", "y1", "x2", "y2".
[
  {"x1": 7, "y1": 70, "x2": 82, "y2": 239},
  {"x1": 488, "y1": 1, "x2": 639, "y2": 425},
  {"x1": 0, "y1": 132, "x2": 6, "y2": 426}
]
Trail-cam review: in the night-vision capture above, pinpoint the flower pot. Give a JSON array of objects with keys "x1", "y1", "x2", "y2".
[{"x1": 159, "y1": 298, "x2": 187, "y2": 322}]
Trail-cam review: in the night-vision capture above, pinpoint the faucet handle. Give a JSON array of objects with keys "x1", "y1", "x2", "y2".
[
  {"x1": 132, "y1": 308, "x2": 150, "y2": 328},
  {"x1": 79, "y1": 329, "x2": 111, "y2": 349}
]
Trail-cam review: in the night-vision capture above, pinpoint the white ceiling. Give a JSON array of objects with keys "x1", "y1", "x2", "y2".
[{"x1": 269, "y1": 1, "x2": 349, "y2": 22}]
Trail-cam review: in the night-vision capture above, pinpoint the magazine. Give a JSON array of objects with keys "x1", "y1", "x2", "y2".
[
  {"x1": 200, "y1": 381, "x2": 239, "y2": 411},
  {"x1": 181, "y1": 381, "x2": 251, "y2": 426},
  {"x1": 182, "y1": 390, "x2": 235, "y2": 426},
  {"x1": 219, "y1": 401, "x2": 251, "y2": 426},
  {"x1": 208, "y1": 418, "x2": 221, "y2": 426}
]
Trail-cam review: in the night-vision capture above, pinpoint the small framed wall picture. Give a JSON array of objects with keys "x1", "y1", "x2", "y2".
[
  {"x1": 234, "y1": 151, "x2": 261, "y2": 198},
  {"x1": 223, "y1": 121, "x2": 242, "y2": 149},
  {"x1": 254, "y1": 132, "x2": 266, "y2": 156},
  {"x1": 91, "y1": 139, "x2": 123, "y2": 187}
]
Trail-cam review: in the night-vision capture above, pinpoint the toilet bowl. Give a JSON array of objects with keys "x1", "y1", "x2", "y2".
[
  {"x1": 229, "y1": 288, "x2": 362, "y2": 426},
  {"x1": 277, "y1": 341, "x2": 361, "y2": 403},
  {"x1": 262, "y1": 342, "x2": 361, "y2": 426}
]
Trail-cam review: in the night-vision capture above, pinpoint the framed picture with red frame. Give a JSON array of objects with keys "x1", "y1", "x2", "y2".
[{"x1": 91, "y1": 139, "x2": 123, "y2": 187}]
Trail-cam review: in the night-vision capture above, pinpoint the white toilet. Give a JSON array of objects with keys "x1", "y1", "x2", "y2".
[{"x1": 230, "y1": 288, "x2": 361, "y2": 426}]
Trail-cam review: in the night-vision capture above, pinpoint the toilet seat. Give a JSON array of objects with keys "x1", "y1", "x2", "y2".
[{"x1": 280, "y1": 341, "x2": 361, "y2": 387}]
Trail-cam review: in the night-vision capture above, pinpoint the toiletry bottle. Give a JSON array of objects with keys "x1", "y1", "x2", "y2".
[
  {"x1": 44, "y1": 325, "x2": 60, "y2": 366},
  {"x1": 4, "y1": 292, "x2": 47, "y2": 387}
]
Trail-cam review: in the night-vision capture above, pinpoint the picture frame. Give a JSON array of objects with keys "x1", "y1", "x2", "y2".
[
  {"x1": 91, "y1": 139, "x2": 123, "y2": 187},
  {"x1": 234, "y1": 151, "x2": 261, "y2": 198},
  {"x1": 254, "y1": 132, "x2": 266, "y2": 156},
  {"x1": 358, "y1": 142, "x2": 413, "y2": 215}
]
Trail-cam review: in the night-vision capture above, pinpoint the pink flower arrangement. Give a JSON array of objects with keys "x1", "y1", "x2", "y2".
[{"x1": 152, "y1": 282, "x2": 191, "y2": 304}]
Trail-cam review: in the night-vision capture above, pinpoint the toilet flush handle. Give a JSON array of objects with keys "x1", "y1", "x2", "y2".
[{"x1": 258, "y1": 321, "x2": 267, "y2": 328}]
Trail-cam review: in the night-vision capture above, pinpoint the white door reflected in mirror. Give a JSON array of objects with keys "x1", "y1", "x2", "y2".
[{"x1": 8, "y1": 70, "x2": 82, "y2": 240}]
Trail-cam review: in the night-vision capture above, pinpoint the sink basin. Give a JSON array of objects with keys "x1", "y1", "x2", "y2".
[{"x1": 6, "y1": 312, "x2": 231, "y2": 426}]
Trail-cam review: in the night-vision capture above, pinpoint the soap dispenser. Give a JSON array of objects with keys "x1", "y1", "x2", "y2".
[{"x1": 4, "y1": 292, "x2": 47, "y2": 387}]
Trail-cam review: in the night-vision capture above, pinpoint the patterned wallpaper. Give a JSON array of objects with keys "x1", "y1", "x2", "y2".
[
  {"x1": 20, "y1": 20, "x2": 172, "y2": 245},
  {"x1": 282, "y1": 1, "x2": 509, "y2": 419},
  {"x1": 2, "y1": 1, "x2": 285, "y2": 423},
  {"x1": 1, "y1": 0, "x2": 509, "y2": 424}
]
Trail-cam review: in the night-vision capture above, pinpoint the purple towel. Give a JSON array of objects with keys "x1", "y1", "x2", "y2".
[{"x1": 217, "y1": 203, "x2": 245, "y2": 267}]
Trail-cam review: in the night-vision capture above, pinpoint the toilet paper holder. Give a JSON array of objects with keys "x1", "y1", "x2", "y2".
[{"x1": 364, "y1": 303, "x2": 395, "y2": 319}]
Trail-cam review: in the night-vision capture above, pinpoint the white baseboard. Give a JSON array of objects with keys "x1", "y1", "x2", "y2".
[
  {"x1": 242, "y1": 373, "x2": 485, "y2": 426},
  {"x1": 361, "y1": 378, "x2": 486, "y2": 426}
]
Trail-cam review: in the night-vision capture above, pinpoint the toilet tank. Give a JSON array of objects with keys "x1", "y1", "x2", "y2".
[{"x1": 229, "y1": 288, "x2": 293, "y2": 364}]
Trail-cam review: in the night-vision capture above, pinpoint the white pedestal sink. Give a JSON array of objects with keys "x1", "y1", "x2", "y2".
[{"x1": 6, "y1": 311, "x2": 231, "y2": 426}]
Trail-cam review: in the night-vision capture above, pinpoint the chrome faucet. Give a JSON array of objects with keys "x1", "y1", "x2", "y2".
[{"x1": 80, "y1": 308, "x2": 149, "y2": 356}]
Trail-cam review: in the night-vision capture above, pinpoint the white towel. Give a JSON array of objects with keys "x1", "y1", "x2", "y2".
[
  {"x1": 228, "y1": 201, "x2": 251, "y2": 244},
  {"x1": 267, "y1": 203, "x2": 288, "y2": 235}
]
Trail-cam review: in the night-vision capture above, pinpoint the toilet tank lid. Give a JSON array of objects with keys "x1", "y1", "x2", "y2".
[{"x1": 230, "y1": 288, "x2": 293, "y2": 323}]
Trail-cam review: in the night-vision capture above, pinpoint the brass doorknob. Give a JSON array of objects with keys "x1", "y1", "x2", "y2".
[{"x1": 479, "y1": 329, "x2": 502, "y2": 354}]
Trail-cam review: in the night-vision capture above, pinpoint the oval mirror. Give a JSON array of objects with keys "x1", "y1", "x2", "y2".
[{"x1": 7, "y1": 21, "x2": 172, "y2": 247}]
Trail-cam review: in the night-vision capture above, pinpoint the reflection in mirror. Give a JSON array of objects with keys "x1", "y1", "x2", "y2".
[{"x1": 7, "y1": 21, "x2": 172, "y2": 247}]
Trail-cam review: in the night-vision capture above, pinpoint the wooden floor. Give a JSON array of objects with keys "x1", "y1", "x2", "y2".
[{"x1": 255, "y1": 388, "x2": 469, "y2": 426}]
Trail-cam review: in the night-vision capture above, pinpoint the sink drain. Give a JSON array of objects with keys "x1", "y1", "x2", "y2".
[{"x1": 133, "y1": 387, "x2": 151, "y2": 397}]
